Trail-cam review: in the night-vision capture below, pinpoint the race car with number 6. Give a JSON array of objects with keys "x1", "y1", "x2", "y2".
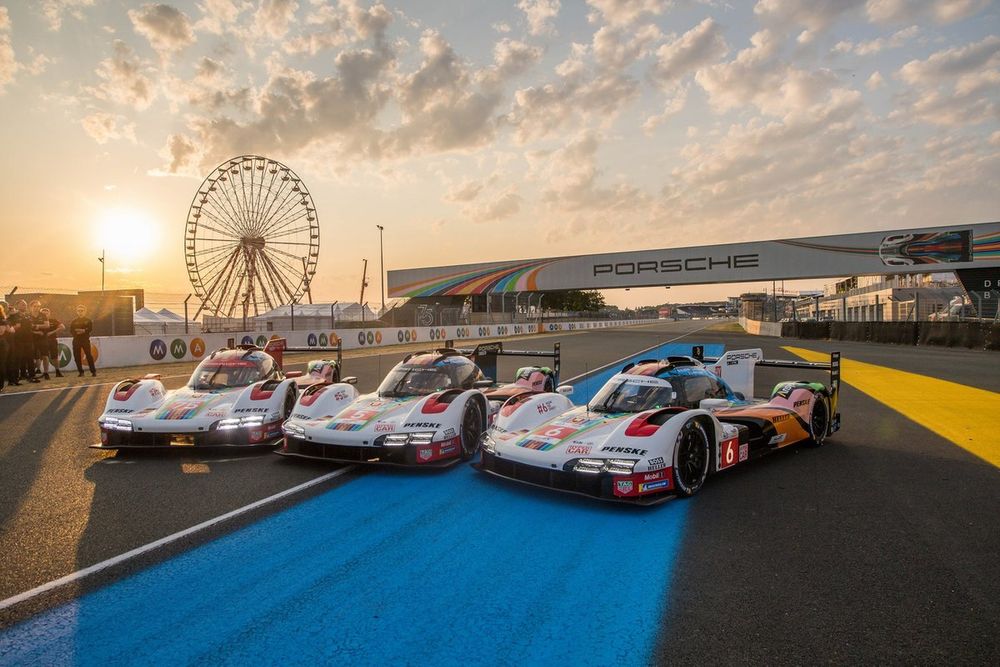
[{"x1": 478, "y1": 347, "x2": 840, "y2": 504}]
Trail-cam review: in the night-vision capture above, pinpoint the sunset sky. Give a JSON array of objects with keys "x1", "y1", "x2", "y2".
[{"x1": 0, "y1": 0, "x2": 997, "y2": 311}]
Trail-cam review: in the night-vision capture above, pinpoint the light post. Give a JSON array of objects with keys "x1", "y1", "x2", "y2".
[
  {"x1": 376, "y1": 225, "x2": 385, "y2": 315},
  {"x1": 98, "y1": 250, "x2": 105, "y2": 291}
]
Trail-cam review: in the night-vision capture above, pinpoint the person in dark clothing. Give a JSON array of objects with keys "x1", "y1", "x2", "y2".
[
  {"x1": 70, "y1": 304, "x2": 96, "y2": 377},
  {"x1": 12, "y1": 300, "x2": 38, "y2": 383},
  {"x1": 38, "y1": 307, "x2": 65, "y2": 380},
  {"x1": 0, "y1": 302, "x2": 9, "y2": 391},
  {"x1": 2, "y1": 302, "x2": 20, "y2": 387}
]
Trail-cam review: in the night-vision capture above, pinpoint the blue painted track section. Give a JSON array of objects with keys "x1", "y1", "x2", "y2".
[{"x1": 0, "y1": 343, "x2": 722, "y2": 667}]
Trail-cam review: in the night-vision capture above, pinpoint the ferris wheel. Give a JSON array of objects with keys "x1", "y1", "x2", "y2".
[{"x1": 186, "y1": 155, "x2": 319, "y2": 319}]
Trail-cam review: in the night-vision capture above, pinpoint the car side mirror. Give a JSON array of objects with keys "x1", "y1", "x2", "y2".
[
  {"x1": 474, "y1": 379, "x2": 495, "y2": 389},
  {"x1": 342, "y1": 376, "x2": 358, "y2": 385},
  {"x1": 285, "y1": 371, "x2": 303, "y2": 378},
  {"x1": 557, "y1": 385, "x2": 574, "y2": 396}
]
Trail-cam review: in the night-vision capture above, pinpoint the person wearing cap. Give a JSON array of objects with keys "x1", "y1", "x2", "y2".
[
  {"x1": 37, "y1": 307, "x2": 65, "y2": 380},
  {"x1": 70, "y1": 304, "x2": 96, "y2": 377}
]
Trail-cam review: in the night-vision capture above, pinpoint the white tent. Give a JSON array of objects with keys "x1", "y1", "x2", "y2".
[
  {"x1": 157, "y1": 308, "x2": 186, "y2": 322},
  {"x1": 256, "y1": 302, "x2": 377, "y2": 329},
  {"x1": 134, "y1": 307, "x2": 194, "y2": 334}
]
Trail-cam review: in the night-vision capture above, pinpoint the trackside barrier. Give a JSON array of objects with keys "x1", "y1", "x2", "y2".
[
  {"x1": 742, "y1": 317, "x2": 999, "y2": 351},
  {"x1": 738, "y1": 317, "x2": 782, "y2": 337},
  {"x1": 50, "y1": 319, "x2": 651, "y2": 370}
]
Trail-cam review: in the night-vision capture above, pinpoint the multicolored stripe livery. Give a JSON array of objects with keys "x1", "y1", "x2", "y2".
[{"x1": 391, "y1": 258, "x2": 561, "y2": 297}]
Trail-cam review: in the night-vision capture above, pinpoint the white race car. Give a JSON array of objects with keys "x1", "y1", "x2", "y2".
[
  {"x1": 94, "y1": 340, "x2": 343, "y2": 450},
  {"x1": 478, "y1": 347, "x2": 840, "y2": 504},
  {"x1": 277, "y1": 343, "x2": 562, "y2": 467}
]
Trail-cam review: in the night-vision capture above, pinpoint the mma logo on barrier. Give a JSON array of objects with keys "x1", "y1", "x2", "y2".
[
  {"x1": 319, "y1": 333, "x2": 329, "y2": 347},
  {"x1": 170, "y1": 339, "x2": 187, "y2": 359},
  {"x1": 190, "y1": 338, "x2": 206, "y2": 358},
  {"x1": 57, "y1": 343, "x2": 72, "y2": 369},
  {"x1": 256, "y1": 335, "x2": 267, "y2": 347},
  {"x1": 150, "y1": 339, "x2": 167, "y2": 361},
  {"x1": 307, "y1": 333, "x2": 317, "y2": 346},
  {"x1": 241, "y1": 336, "x2": 254, "y2": 345}
]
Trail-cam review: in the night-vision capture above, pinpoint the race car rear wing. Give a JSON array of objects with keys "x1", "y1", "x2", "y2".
[
  {"x1": 282, "y1": 337, "x2": 344, "y2": 373},
  {"x1": 692, "y1": 345, "x2": 840, "y2": 428},
  {"x1": 444, "y1": 340, "x2": 561, "y2": 386}
]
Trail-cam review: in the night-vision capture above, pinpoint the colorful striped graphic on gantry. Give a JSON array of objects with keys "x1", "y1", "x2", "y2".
[
  {"x1": 777, "y1": 229, "x2": 1000, "y2": 259},
  {"x1": 393, "y1": 258, "x2": 561, "y2": 297},
  {"x1": 975, "y1": 230, "x2": 1000, "y2": 257}
]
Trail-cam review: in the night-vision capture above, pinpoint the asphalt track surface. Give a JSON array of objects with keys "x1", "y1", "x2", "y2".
[{"x1": 1, "y1": 321, "x2": 997, "y2": 664}]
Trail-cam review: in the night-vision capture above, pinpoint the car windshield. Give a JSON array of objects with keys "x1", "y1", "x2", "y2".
[
  {"x1": 378, "y1": 366, "x2": 453, "y2": 397},
  {"x1": 189, "y1": 360, "x2": 264, "y2": 390},
  {"x1": 589, "y1": 378, "x2": 676, "y2": 413}
]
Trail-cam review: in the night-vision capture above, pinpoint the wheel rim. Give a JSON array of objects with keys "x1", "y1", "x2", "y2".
[
  {"x1": 677, "y1": 428, "x2": 707, "y2": 489},
  {"x1": 461, "y1": 404, "x2": 480, "y2": 455},
  {"x1": 811, "y1": 399, "x2": 828, "y2": 442}
]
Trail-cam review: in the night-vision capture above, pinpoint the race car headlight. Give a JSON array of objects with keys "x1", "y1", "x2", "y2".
[
  {"x1": 384, "y1": 432, "x2": 436, "y2": 447},
  {"x1": 572, "y1": 458, "x2": 637, "y2": 474},
  {"x1": 217, "y1": 419, "x2": 241, "y2": 430},
  {"x1": 218, "y1": 416, "x2": 266, "y2": 431},
  {"x1": 480, "y1": 432, "x2": 496, "y2": 453},
  {"x1": 101, "y1": 417, "x2": 133, "y2": 432},
  {"x1": 282, "y1": 422, "x2": 305, "y2": 437}
]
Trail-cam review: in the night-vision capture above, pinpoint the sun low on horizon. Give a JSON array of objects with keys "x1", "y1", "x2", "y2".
[{"x1": 0, "y1": 0, "x2": 997, "y2": 309}]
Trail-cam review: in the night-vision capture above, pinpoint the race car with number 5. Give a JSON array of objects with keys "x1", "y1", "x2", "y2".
[{"x1": 478, "y1": 347, "x2": 840, "y2": 504}]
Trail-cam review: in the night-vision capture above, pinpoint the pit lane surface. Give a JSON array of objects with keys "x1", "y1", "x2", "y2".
[{"x1": 1, "y1": 321, "x2": 998, "y2": 664}]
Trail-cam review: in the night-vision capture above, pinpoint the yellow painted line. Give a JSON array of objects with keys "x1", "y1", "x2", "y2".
[{"x1": 783, "y1": 346, "x2": 1000, "y2": 468}]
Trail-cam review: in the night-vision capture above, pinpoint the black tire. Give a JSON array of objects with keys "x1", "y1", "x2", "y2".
[
  {"x1": 543, "y1": 376, "x2": 555, "y2": 393},
  {"x1": 672, "y1": 420, "x2": 710, "y2": 497},
  {"x1": 283, "y1": 388, "x2": 296, "y2": 419},
  {"x1": 804, "y1": 394, "x2": 830, "y2": 447},
  {"x1": 460, "y1": 400, "x2": 483, "y2": 460}
]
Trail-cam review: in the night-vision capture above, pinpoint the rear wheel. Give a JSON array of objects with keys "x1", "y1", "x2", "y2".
[
  {"x1": 672, "y1": 420, "x2": 710, "y2": 497},
  {"x1": 283, "y1": 388, "x2": 296, "y2": 419},
  {"x1": 460, "y1": 400, "x2": 483, "y2": 460},
  {"x1": 805, "y1": 395, "x2": 829, "y2": 447}
]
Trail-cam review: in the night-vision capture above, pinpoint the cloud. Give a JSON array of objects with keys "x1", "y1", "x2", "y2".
[
  {"x1": 284, "y1": 3, "x2": 348, "y2": 55},
  {"x1": 650, "y1": 18, "x2": 727, "y2": 88},
  {"x1": 643, "y1": 85, "x2": 688, "y2": 133},
  {"x1": 586, "y1": 0, "x2": 670, "y2": 27},
  {"x1": 445, "y1": 180, "x2": 484, "y2": 202},
  {"x1": 194, "y1": 0, "x2": 249, "y2": 35},
  {"x1": 592, "y1": 23, "x2": 660, "y2": 70},
  {"x1": 466, "y1": 189, "x2": 522, "y2": 221},
  {"x1": 0, "y1": 8, "x2": 16, "y2": 93},
  {"x1": 158, "y1": 133, "x2": 202, "y2": 175},
  {"x1": 41, "y1": 0, "x2": 95, "y2": 31},
  {"x1": 832, "y1": 25, "x2": 919, "y2": 56},
  {"x1": 518, "y1": 0, "x2": 560, "y2": 36},
  {"x1": 128, "y1": 4, "x2": 196, "y2": 57},
  {"x1": 866, "y1": 71, "x2": 884, "y2": 90},
  {"x1": 253, "y1": 0, "x2": 298, "y2": 41},
  {"x1": 81, "y1": 112, "x2": 137, "y2": 144},
  {"x1": 898, "y1": 35, "x2": 1000, "y2": 85},
  {"x1": 866, "y1": 0, "x2": 991, "y2": 24},
  {"x1": 90, "y1": 40, "x2": 156, "y2": 110},
  {"x1": 754, "y1": 0, "x2": 866, "y2": 32},
  {"x1": 486, "y1": 38, "x2": 544, "y2": 84}
]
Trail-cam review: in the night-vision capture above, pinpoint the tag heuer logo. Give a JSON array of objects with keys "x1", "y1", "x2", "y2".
[{"x1": 616, "y1": 480, "x2": 634, "y2": 494}]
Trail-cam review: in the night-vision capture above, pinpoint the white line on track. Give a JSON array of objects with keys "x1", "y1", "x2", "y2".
[{"x1": 0, "y1": 467, "x2": 355, "y2": 612}]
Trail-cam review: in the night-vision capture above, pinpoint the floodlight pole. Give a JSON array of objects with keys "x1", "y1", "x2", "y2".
[
  {"x1": 99, "y1": 250, "x2": 105, "y2": 291},
  {"x1": 376, "y1": 225, "x2": 385, "y2": 314}
]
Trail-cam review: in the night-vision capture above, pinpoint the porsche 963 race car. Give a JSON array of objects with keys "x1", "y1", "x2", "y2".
[
  {"x1": 478, "y1": 346, "x2": 840, "y2": 504},
  {"x1": 95, "y1": 339, "x2": 343, "y2": 449},
  {"x1": 277, "y1": 342, "x2": 561, "y2": 467}
]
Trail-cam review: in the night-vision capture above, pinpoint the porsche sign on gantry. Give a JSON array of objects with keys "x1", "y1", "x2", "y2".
[{"x1": 387, "y1": 221, "x2": 1000, "y2": 297}]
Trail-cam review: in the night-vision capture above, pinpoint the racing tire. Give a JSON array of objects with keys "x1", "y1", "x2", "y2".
[
  {"x1": 543, "y1": 376, "x2": 555, "y2": 393},
  {"x1": 672, "y1": 420, "x2": 710, "y2": 498},
  {"x1": 460, "y1": 400, "x2": 483, "y2": 461},
  {"x1": 804, "y1": 394, "x2": 830, "y2": 448},
  {"x1": 282, "y1": 388, "x2": 296, "y2": 420}
]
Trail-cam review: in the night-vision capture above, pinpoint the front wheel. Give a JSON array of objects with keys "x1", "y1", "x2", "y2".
[
  {"x1": 460, "y1": 400, "x2": 483, "y2": 460},
  {"x1": 283, "y1": 388, "x2": 296, "y2": 419},
  {"x1": 672, "y1": 420, "x2": 710, "y2": 497}
]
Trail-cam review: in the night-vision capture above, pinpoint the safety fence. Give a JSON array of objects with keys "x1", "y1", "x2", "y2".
[
  {"x1": 52, "y1": 319, "x2": 650, "y2": 370},
  {"x1": 741, "y1": 317, "x2": 999, "y2": 351}
]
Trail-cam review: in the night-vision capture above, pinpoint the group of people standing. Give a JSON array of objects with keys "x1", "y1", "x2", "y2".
[{"x1": 0, "y1": 300, "x2": 97, "y2": 391}]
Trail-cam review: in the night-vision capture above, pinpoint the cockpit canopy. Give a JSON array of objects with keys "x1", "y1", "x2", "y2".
[
  {"x1": 590, "y1": 362, "x2": 735, "y2": 412},
  {"x1": 189, "y1": 350, "x2": 277, "y2": 391},
  {"x1": 378, "y1": 353, "x2": 485, "y2": 398}
]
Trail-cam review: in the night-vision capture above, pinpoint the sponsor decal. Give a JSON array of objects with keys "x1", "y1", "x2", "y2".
[
  {"x1": 566, "y1": 445, "x2": 591, "y2": 455},
  {"x1": 639, "y1": 480, "x2": 671, "y2": 492},
  {"x1": 374, "y1": 422, "x2": 395, "y2": 432},
  {"x1": 307, "y1": 333, "x2": 318, "y2": 346},
  {"x1": 616, "y1": 480, "x2": 634, "y2": 494},
  {"x1": 739, "y1": 442, "x2": 749, "y2": 462},
  {"x1": 643, "y1": 471, "x2": 664, "y2": 481},
  {"x1": 291, "y1": 413, "x2": 311, "y2": 420},
  {"x1": 771, "y1": 413, "x2": 791, "y2": 423},
  {"x1": 439, "y1": 444, "x2": 457, "y2": 455},
  {"x1": 358, "y1": 332, "x2": 366, "y2": 345},
  {"x1": 768, "y1": 434, "x2": 787, "y2": 445},
  {"x1": 601, "y1": 446, "x2": 648, "y2": 456},
  {"x1": 536, "y1": 401, "x2": 555, "y2": 415},
  {"x1": 149, "y1": 339, "x2": 167, "y2": 361},
  {"x1": 793, "y1": 398, "x2": 810, "y2": 407},
  {"x1": 404, "y1": 422, "x2": 442, "y2": 429},
  {"x1": 255, "y1": 335, "x2": 267, "y2": 347},
  {"x1": 106, "y1": 408, "x2": 133, "y2": 414},
  {"x1": 647, "y1": 456, "x2": 666, "y2": 471},
  {"x1": 719, "y1": 437, "x2": 740, "y2": 470},
  {"x1": 170, "y1": 339, "x2": 187, "y2": 360},
  {"x1": 234, "y1": 407, "x2": 268, "y2": 413},
  {"x1": 206, "y1": 409, "x2": 227, "y2": 418},
  {"x1": 190, "y1": 338, "x2": 206, "y2": 358},
  {"x1": 366, "y1": 332, "x2": 375, "y2": 345},
  {"x1": 519, "y1": 439, "x2": 556, "y2": 451},
  {"x1": 418, "y1": 448, "x2": 432, "y2": 461},
  {"x1": 375, "y1": 331, "x2": 383, "y2": 344},
  {"x1": 443, "y1": 428, "x2": 456, "y2": 438},
  {"x1": 398, "y1": 331, "x2": 405, "y2": 343},
  {"x1": 56, "y1": 343, "x2": 73, "y2": 369}
]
